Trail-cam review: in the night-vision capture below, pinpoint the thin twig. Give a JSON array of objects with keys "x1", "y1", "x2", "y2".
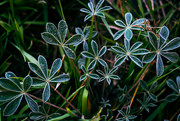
[{"x1": 70, "y1": 59, "x2": 81, "y2": 76}]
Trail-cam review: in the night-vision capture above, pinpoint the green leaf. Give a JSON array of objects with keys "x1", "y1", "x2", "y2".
[
  {"x1": 87, "y1": 59, "x2": 97, "y2": 70},
  {"x1": 81, "y1": 51, "x2": 94, "y2": 59},
  {"x1": 95, "y1": 12, "x2": 105, "y2": 18},
  {"x1": 5, "y1": 71, "x2": 22, "y2": 89},
  {"x1": 63, "y1": 46, "x2": 76, "y2": 59},
  {"x1": 159, "y1": 26, "x2": 169, "y2": 40},
  {"x1": 114, "y1": 56, "x2": 126, "y2": 67},
  {"x1": 29, "y1": 112, "x2": 45, "y2": 120},
  {"x1": 99, "y1": 77, "x2": 105, "y2": 82},
  {"x1": 128, "y1": 115, "x2": 137, "y2": 120},
  {"x1": 96, "y1": 70, "x2": 105, "y2": 76},
  {"x1": 165, "y1": 94, "x2": 178, "y2": 102},
  {"x1": 41, "y1": 32, "x2": 61, "y2": 45},
  {"x1": 162, "y1": 37, "x2": 180, "y2": 51},
  {"x1": 28, "y1": 62, "x2": 46, "y2": 79},
  {"x1": 98, "y1": 59, "x2": 107, "y2": 67},
  {"x1": 177, "y1": 114, "x2": 180, "y2": 121},
  {"x1": 42, "y1": 83, "x2": 50, "y2": 102},
  {"x1": 124, "y1": 38, "x2": 130, "y2": 51},
  {"x1": 3, "y1": 95, "x2": 23, "y2": 116},
  {"x1": 81, "y1": 65, "x2": 86, "y2": 73},
  {"x1": 156, "y1": 54, "x2": 164, "y2": 76},
  {"x1": 80, "y1": 8, "x2": 91, "y2": 14},
  {"x1": 65, "y1": 34, "x2": 82, "y2": 45},
  {"x1": 176, "y1": 76, "x2": 180, "y2": 89},
  {"x1": 111, "y1": 46, "x2": 126, "y2": 54},
  {"x1": 75, "y1": 27, "x2": 83, "y2": 34},
  {"x1": 0, "y1": 78, "x2": 22, "y2": 92},
  {"x1": 107, "y1": 78, "x2": 111, "y2": 85},
  {"x1": 50, "y1": 74, "x2": 70, "y2": 82},
  {"x1": 125, "y1": 13, "x2": 132, "y2": 25},
  {"x1": 114, "y1": 20, "x2": 126, "y2": 27},
  {"x1": 49, "y1": 58, "x2": 62, "y2": 79},
  {"x1": 0, "y1": 91, "x2": 20, "y2": 102},
  {"x1": 46, "y1": 22, "x2": 61, "y2": 41},
  {"x1": 91, "y1": 40, "x2": 98, "y2": 56},
  {"x1": 38, "y1": 55, "x2": 48, "y2": 78},
  {"x1": 98, "y1": 6, "x2": 112, "y2": 12},
  {"x1": 148, "y1": 93, "x2": 157, "y2": 101},
  {"x1": 32, "y1": 78, "x2": 45, "y2": 85},
  {"x1": 25, "y1": 95, "x2": 38, "y2": 112},
  {"x1": 95, "y1": 0, "x2": 104, "y2": 11},
  {"x1": 113, "y1": 29, "x2": 125, "y2": 40},
  {"x1": 0, "y1": 20, "x2": 13, "y2": 32},
  {"x1": 124, "y1": 29, "x2": 133, "y2": 41},
  {"x1": 166, "y1": 79, "x2": 178, "y2": 93},
  {"x1": 80, "y1": 74, "x2": 87, "y2": 81},
  {"x1": 149, "y1": 81, "x2": 158, "y2": 92},
  {"x1": 89, "y1": 74, "x2": 99, "y2": 79},
  {"x1": 84, "y1": 14, "x2": 93, "y2": 22},
  {"x1": 58, "y1": 20, "x2": 67, "y2": 42},
  {"x1": 131, "y1": 18, "x2": 145, "y2": 25},
  {"x1": 118, "y1": 110, "x2": 125, "y2": 116},
  {"x1": 88, "y1": 2, "x2": 94, "y2": 12},
  {"x1": 129, "y1": 55, "x2": 143, "y2": 68},
  {"x1": 161, "y1": 52, "x2": 179, "y2": 63},
  {"x1": 140, "y1": 80, "x2": 148, "y2": 91},
  {"x1": 109, "y1": 67, "x2": 118, "y2": 74},
  {"x1": 110, "y1": 75, "x2": 120, "y2": 80},
  {"x1": 142, "y1": 52, "x2": 156, "y2": 63},
  {"x1": 131, "y1": 48, "x2": 149, "y2": 55},
  {"x1": 82, "y1": 88, "x2": 88, "y2": 116},
  {"x1": 148, "y1": 32, "x2": 158, "y2": 50},
  {"x1": 23, "y1": 75, "x2": 32, "y2": 92}
]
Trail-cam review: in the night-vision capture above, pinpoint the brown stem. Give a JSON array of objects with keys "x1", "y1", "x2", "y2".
[
  {"x1": 102, "y1": 79, "x2": 107, "y2": 98},
  {"x1": 49, "y1": 82, "x2": 83, "y2": 117}
]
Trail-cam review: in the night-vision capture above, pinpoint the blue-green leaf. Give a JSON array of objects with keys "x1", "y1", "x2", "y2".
[
  {"x1": 32, "y1": 78, "x2": 45, "y2": 85},
  {"x1": 148, "y1": 93, "x2": 157, "y2": 101},
  {"x1": 80, "y1": 74, "x2": 87, "y2": 82},
  {"x1": 131, "y1": 18, "x2": 145, "y2": 25},
  {"x1": 98, "y1": 6, "x2": 112, "y2": 12},
  {"x1": 140, "y1": 80, "x2": 148, "y2": 91},
  {"x1": 0, "y1": 78, "x2": 22, "y2": 92},
  {"x1": 124, "y1": 38, "x2": 130, "y2": 51},
  {"x1": 81, "y1": 51, "x2": 94, "y2": 59},
  {"x1": 165, "y1": 94, "x2": 178, "y2": 102},
  {"x1": 23, "y1": 75, "x2": 32, "y2": 92},
  {"x1": 41, "y1": 32, "x2": 61, "y2": 45},
  {"x1": 29, "y1": 112, "x2": 45, "y2": 120},
  {"x1": 114, "y1": 55, "x2": 127, "y2": 67},
  {"x1": 95, "y1": 12, "x2": 105, "y2": 18},
  {"x1": 3, "y1": 95, "x2": 23, "y2": 116},
  {"x1": 159, "y1": 26, "x2": 169, "y2": 40},
  {"x1": 87, "y1": 59, "x2": 97, "y2": 70},
  {"x1": 50, "y1": 74, "x2": 70, "y2": 83},
  {"x1": 156, "y1": 54, "x2": 164, "y2": 76},
  {"x1": 58, "y1": 20, "x2": 67, "y2": 42},
  {"x1": 162, "y1": 37, "x2": 180, "y2": 51},
  {"x1": 124, "y1": 29, "x2": 133, "y2": 41},
  {"x1": 25, "y1": 95, "x2": 38, "y2": 112},
  {"x1": 131, "y1": 48, "x2": 149, "y2": 55},
  {"x1": 142, "y1": 52, "x2": 156, "y2": 63},
  {"x1": 106, "y1": 78, "x2": 111, "y2": 85},
  {"x1": 88, "y1": 2, "x2": 94, "y2": 12},
  {"x1": 65, "y1": 34, "x2": 82, "y2": 45},
  {"x1": 148, "y1": 31, "x2": 158, "y2": 50},
  {"x1": 89, "y1": 74, "x2": 99, "y2": 79},
  {"x1": 0, "y1": 91, "x2": 20, "y2": 102},
  {"x1": 114, "y1": 20, "x2": 126, "y2": 27},
  {"x1": 130, "y1": 42, "x2": 143, "y2": 51},
  {"x1": 125, "y1": 13, "x2": 132, "y2": 25},
  {"x1": 63, "y1": 46, "x2": 76, "y2": 59},
  {"x1": 49, "y1": 58, "x2": 62, "y2": 79},
  {"x1": 109, "y1": 67, "x2": 118, "y2": 74},
  {"x1": 110, "y1": 75, "x2": 120, "y2": 80},
  {"x1": 46, "y1": 22, "x2": 61, "y2": 41},
  {"x1": 96, "y1": 70, "x2": 105, "y2": 76},
  {"x1": 83, "y1": 41, "x2": 88, "y2": 51},
  {"x1": 111, "y1": 46, "x2": 126, "y2": 54},
  {"x1": 28, "y1": 62, "x2": 46, "y2": 79},
  {"x1": 38, "y1": 55, "x2": 48, "y2": 78},
  {"x1": 95, "y1": 0, "x2": 104, "y2": 11},
  {"x1": 113, "y1": 29, "x2": 125, "y2": 40},
  {"x1": 176, "y1": 76, "x2": 180, "y2": 89},
  {"x1": 166, "y1": 79, "x2": 178, "y2": 93},
  {"x1": 177, "y1": 114, "x2": 180, "y2": 121},
  {"x1": 81, "y1": 65, "x2": 86, "y2": 73},
  {"x1": 42, "y1": 83, "x2": 50, "y2": 102},
  {"x1": 80, "y1": 8, "x2": 92, "y2": 14},
  {"x1": 91, "y1": 40, "x2": 98, "y2": 56},
  {"x1": 5, "y1": 71, "x2": 22, "y2": 89},
  {"x1": 161, "y1": 52, "x2": 179, "y2": 63},
  {"x1": 98, "y1": 46, "x2": 107, "y2": 57},
  {"x1": 149, "y1": 81, "x2": 158, "y2": 92},
  {"x1": 75, "y1": 27, "x2": 83, "y2": 34},
  {"x1": 98, "y1": 59, "x2": 107, "y2": 67},
  {"x1": 129, "y1": 55, "x2": 143, "y2": 68},
  {"x1": 99, "y1": 77, "x2": 105, "y2": 82},
  {"x1": 84, "y1": 14, "x2": 93, "y2": 22}
]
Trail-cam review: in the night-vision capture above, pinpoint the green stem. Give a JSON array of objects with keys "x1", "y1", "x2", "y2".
[{"x1": 88, "y1": 14, "x2": 95, "y2": 43}]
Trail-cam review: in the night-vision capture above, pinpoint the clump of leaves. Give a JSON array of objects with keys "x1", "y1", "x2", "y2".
[
  {"x1": 165, "y1": 76, "x2": 180, "y2": 102},
  {"x1": 113, "y1": 13, "x2": 146, "y2": 41},
  {"x1": 28, "y1": 55, "x2": 70, "y2": 102},
  {"x1": 80, "y1": 0, "x2": 112, "y2": 21},
  {"x1": 111, "y1": 38, "x2": 149, "y2": 67},
  {"x1": 41, "y1": 20, "x2": 82, "y2": 59},
  {"x1": 142, "y1": 26, "x2": 180, "y2": 76},
  {"x1": 81, "y1": 40, "x2": 107, "y2": 70},
  {"x1": 0, "y1": 72, "x2": 38, "y2": 116},
  {"x1": 97, "y1": 66, "x2": 120, "y2": 85}
]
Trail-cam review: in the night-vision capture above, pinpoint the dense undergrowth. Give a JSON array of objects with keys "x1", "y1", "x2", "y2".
[{"x1": 0, "y1": 0, "x2": 180, "y2": 120}]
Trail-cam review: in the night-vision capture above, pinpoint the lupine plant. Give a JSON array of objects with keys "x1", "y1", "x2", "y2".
[{"x1": 0, "y1": 0, "x2": 180, "y2": 120}]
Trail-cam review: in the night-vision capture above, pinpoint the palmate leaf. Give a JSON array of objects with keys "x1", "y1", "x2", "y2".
[
  {"x1": 58, "y1": 20, "x2": 67, "y2": 42},
  {"x1": 75, "y1": 27, "x2": 83, "y2": 34},
  {"x1": 129, "y1": 55, "x2": 143, "y2": 68},
  {"x1": 98, "y1": 6, "x2": 112, "y2": 12},
  {"x1": 125, "y1": 13, "x2": 132, "y2": 25},
  {"x1": 96, "y1": 70, "x2": 105, "y2": 76},
  {"x1": 130, "y1": 42, "x2": 143, "y2": 51},
  {"x1": 161, "y1": 52, "x2": 179, "y2": 63},
  {"x1": 162, "y1": 37, "x2": 180, "y2": 51},
  {"x1": 46, "y1": 22, "x2": 61, "y2": 41},
  {"x1": 114, "y1": 20, "x2": 126, "y2": 27},
  {"x1": 107, "y1": 78, "x2": 111, "y2": 85},
  {"x1": 124, "y1": 29, "x2": 133, "y2": 41},
  {"x1": 38, "y1": 55, "x2": 48, "y2": 78},
  {"x1": 114, "y1": 55, "x2": 127, "y2": 67},
  {"x1": 111, "y1": 46, "x2": 126, "y2": 54},
  {"x1": 110, "y1": 75, "x2": 120, "y2": 80},
  {"x1": 124, "y1": 38, "x2": 130, "y2": 51},
  {"x1": 131, "y1": 18, "x2": 145, "y2": 25},
  {"x1": 84, "y1": 14, "x2": 93, "y2": 22},
  {"x1": 5, "y1": 71, "x2": 22, "y2": 89},
  {"x1": 42, "y1": 83, "x2": 50, "y2": 102},
  {"x1": 0, "y1": 78, "x2": 22, "y2": 92},
  {"x1": 98, "y1": 46, "x2": 107, "y2": 57},
  {"x1": 91, "y1": 40, "x2": 98, "y2": 56},
  {"x1": 166, "y1": 79, "x2": 178, "y2": 93},
  {"x1": 88, "y1": 2, "x2": 94, "y2": 12},
  {"x1": 80, "y1": 8, "x2": 91, "y2": 14},
  {"x1": 95, "y1": 0, "x2": 104, "y2": 11},
  {"x1": 63, "y1": 46, "x2": 76, "y2": 59},
  {"x1": 89, "y1": 74, "x2": 99, "y2": 79},
  {"x1": 113, "y1": 29, "x2": 125, "y2": 40},
  {"x1": 165, "y1": 94, "x2": 178, "y2": 102},
  {"x1": 176, "y1": 76, "x2": 180, "y2": 89},
  {"x1": 156, "y1": 54, "x2": 164, "y2": 76},
  {"x1": 41, "y1": 32, "x2": 61, "y2": 46},
  {"x1": 49, "y1": 58, "x2": 62, "y2": 79},
  {"x1": 87, "y1": 59, "x2": 97, "y2": 70},
  {"x1": 81, "y1": 51, "x2": 94, "y2": 58},
  {"x1": 50, "y1": 74, "x2": 70, "y2": 83},
  {"x1": 25, "y1": 95, "x2": 38, "y2": 112},
  {"x1": 32, "y1": 78, "x2": 44, "y2": 85},
  {"x1": 3, "y1": 95, "x2": 23, "y2": 116},
  {"x1": 98, "y1": 59, "x2": 107, "y2": 67},
  {"x1": 140, "y1": 80, "x2": 148, "y2": 91},
  {"x1": 142, "y1": 52, "x2": 156, "y2": 63},
  {"x1": 131, "y1": 48, "x2": 149, "y2": 55},
  {"x1": 148, "y1": 93, "x2": 157, "y2": 101},
  {"x1": 65, "y1": 34, "x2": 82, "y2": 45},
  {"x1": 109, "y1": 67, "x2": 118, "y2": 74},
  {"x1": 0, "y1": 91, "x2": 20, "y2": 102},
  {"x1": 80, "y1": 74, "x2": 87, "y2": 81},
  {"x1": 159, "y1": 26, "x2": 169, "y2": 41},
  {"x1": 148, "y1": 31, "x2": 158, "y2": 50},
  {"x1": 23, "y1": 75, "x2": 32, "y2": 92},
  {"x1": 95, "y1": 12, "x2": 105, "y2": 18}
]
